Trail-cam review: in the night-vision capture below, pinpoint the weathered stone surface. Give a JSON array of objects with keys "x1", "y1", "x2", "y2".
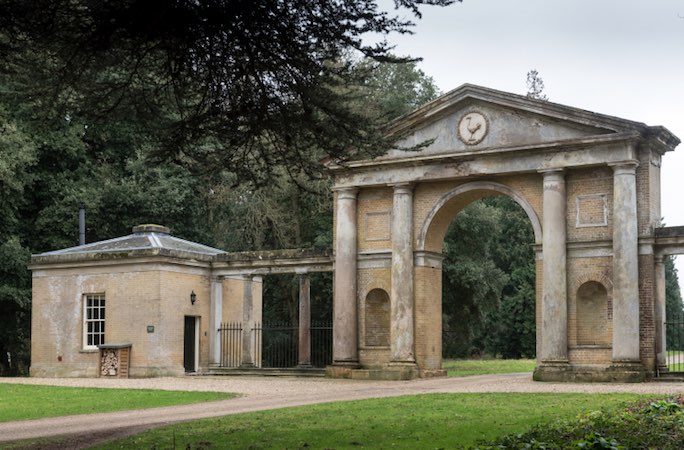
[{"x1": 328, "y1": 84, "x2": 681, "y2": 382}]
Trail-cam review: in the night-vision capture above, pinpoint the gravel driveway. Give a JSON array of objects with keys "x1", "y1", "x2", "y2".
[{"x1": 1, "y1": 373, "x2": 683, "y2": 445}]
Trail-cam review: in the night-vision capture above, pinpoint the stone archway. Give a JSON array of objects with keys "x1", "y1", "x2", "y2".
[
  {"x1": 412, "y1": 181, "x2": 541, "y2": 371},
  {"x1": 326, "y1": 84, "x2": 680, "y2": 382}
]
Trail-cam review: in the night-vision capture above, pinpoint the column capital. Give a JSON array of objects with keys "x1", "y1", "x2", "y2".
[
  {"x1": 608, "y1": 160, "x2": 639, "y2": 174},
  {"x1": 654, "y1": 254, "x2": 665, "y2": 264},
  {"x1": 389, "y1": 182, "x2": 415, "y2": 194},
  {"x1": 538, "y1": 168, "x2": 565, "y2": 179},
  {"x1": 333, "y1": 186, "x2": 359, "y2": 199},
  {"x1": 210, "y1": 275, "x2": 224, "y2": 283}
]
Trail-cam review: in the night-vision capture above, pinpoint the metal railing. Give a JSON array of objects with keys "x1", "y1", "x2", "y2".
[
  {"x1": 219, "y1": 322, "x2": 242, "y2": 367},
  {"x1": 311, "y1": 322, "x2": 333, "y2": 367},
  {"x1": 218, "y1": 321, "x2": 332, "y2": 369},
  {"x1": 666, "y1": 311, "x2": 684, "y2": 373}
]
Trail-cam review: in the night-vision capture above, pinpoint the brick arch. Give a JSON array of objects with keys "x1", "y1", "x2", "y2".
[
  {"x1": 416, "y1": 181, "x2": 543, "y2": 253},
  {"x1": 364, "y1": 288, "x2": 390, "y2": 347},
  {"x1": 571, "y1": 272, "x2": 613, "y2": 295}
]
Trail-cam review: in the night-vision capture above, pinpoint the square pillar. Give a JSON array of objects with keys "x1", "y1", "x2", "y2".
[
  {"x1": 241, "y1": 275, "x2": 255, "y2": 367},
  {"x1": 209, "y1": 276, "x2": 223, "y2": 366},
  {"x1": 655, "y1": 255, "x2": 668, "y2": 374}
]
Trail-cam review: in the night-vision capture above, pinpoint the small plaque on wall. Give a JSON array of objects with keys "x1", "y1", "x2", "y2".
[
  {"x1": 576, "y1": 194, "x2": 608, "y2": 228},
  {"x1": 147, "y1": 325, "x2": 155, "y2": 333}
]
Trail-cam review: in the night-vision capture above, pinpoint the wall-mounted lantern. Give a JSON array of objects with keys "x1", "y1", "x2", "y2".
[{"x1": 190, "y1": 291, "x2": 197, "y2": 305}]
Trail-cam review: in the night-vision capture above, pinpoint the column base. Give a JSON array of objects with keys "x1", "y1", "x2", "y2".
[
  {"x1": 657, "y1": 364, "x2": 669, "y2": 376},
  {"x1": 326, "y1": 360, "x2": 361, "y2": 378},
  {"x1": 534, "y1": 362, "x2": 646, "y2": 382}
]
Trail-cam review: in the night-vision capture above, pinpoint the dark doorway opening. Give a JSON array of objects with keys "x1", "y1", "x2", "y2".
[{"x1": 184, "y1": 316, "x2": 197, "y2": 372}]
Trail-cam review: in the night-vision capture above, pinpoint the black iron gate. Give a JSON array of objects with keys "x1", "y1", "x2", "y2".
[
  {"x1": 666, "y1": 311, "x2": 684, "y2": 373},
  {"x1": 260, "y1": 322, "x2": 298, "y2": 368},
  {"x1": 218, "y1": 322, "x2": 332, "y2": 369},
  {"x1": 311, "y1": 322, "x2": 334, "y2": 367},
  {"x1": 219, "y1": 322, "x2": 242, "y2": 367}
]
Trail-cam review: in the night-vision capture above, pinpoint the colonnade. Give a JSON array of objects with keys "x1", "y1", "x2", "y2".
[{"x1": 208, "y1": 273, "x2": 314, "y2": 368}]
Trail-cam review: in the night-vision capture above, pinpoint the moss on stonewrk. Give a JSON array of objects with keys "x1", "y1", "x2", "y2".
[{"x1": 474, "y1": 396, "x2": 684, "y2": 449}]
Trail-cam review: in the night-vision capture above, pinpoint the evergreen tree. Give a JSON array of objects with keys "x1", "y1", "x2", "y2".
[
  {"x1": 0, "y1": 0, "x2": 455, "y2": 185},
  {"x1": 665, "y1": 256, "x2": 684, "y2": 351},
  {"x1": 526, "y1": 69, "x2": 548, "y2": 101}
]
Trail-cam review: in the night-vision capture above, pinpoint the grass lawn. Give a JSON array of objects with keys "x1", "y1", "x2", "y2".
[
  {"x1": 444, "y1": 358, "x2": 536, "y2": 377},
  {"x1": 0, "y1": 384, "x2": 233, "y2": 422},
  {"x1": 667, "y1": 350, "x2": 684, "y2": 372},
  {"x1": 97, "y1": 393, "x2": 649, "y2": 449}
]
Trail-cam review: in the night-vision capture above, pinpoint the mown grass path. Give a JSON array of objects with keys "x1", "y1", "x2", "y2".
[{"x1": 2, "y1": 373, "x2": 683, "y2": 448}]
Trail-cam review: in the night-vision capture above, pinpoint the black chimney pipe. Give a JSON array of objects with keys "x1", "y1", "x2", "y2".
[{"x1": 79, "y1": 205, "x2": 86, "y2": 246}]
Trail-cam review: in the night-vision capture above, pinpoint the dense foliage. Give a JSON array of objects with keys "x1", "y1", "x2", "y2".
[
  {"x1": 442, "y1": 196, "x2": 537, "y2": 359},
  {"x1": 476, "y1": 397, "x2": 684, "y2": 449},
  {"x1": 0, "y1": 54, "x2": 441, "y2": 374},
  {"x1": 665, "y1": 256, "x2": 684, "y2": 351},
  {"x1": 0, "y1": 0, "x2": 454, "y2": 184}
]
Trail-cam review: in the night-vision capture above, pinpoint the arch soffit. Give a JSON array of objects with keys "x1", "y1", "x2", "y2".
[{"x1": 416, "y1": 181, "x2": 543, "y2": 251}]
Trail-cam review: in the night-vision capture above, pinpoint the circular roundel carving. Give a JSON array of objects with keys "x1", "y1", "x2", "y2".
[{"x1": 457, "y1": 111, "x2": 488, "y2": 145}]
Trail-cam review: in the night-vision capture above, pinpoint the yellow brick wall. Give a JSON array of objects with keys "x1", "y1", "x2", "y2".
[
  {"x1": 358, "y1": 267, "x2": 391, "y2": 367},
  {"x1": 357, "y1": 187, "x2": 393, "y2": 252},
  {"x1": 414, "y1": 266, "x2": 442, "y2": 370},
  {"x1": 364, "y1": 289, "x2": 390, "y2": 347},
  {"x1": 567, "y1": 257, "x2": 613, "y2": 353},
  {"x1": 566, "y1": 167, "x2": 613, "y2": 242},
  {"x1": 158, "y1": 270, "x2": 211, "y2": 376}
]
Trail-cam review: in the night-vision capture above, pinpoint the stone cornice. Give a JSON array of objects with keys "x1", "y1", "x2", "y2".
[
  {"x1": 383, "y1": 84, "x2": 665, "y2": 140},
  {"x1": 30, "y1": 247, "x2": 334, "y2": 275},
  {"x1": 327, "y1": 131, "x2": 641, "y2": 174}
]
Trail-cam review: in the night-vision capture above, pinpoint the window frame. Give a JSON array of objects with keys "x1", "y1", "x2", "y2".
[{"x1": 82, "y1": 293, "x2": 106, "y2": 350}]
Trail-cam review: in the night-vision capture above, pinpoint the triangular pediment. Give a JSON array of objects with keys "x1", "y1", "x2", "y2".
[{"x1": 380, "y1": 84, "x2": 660, "y2": 160}]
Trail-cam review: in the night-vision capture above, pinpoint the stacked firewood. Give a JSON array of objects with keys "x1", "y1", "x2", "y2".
[{"x1": 100, "y1": 350, "x2": 118, "y2": 376}]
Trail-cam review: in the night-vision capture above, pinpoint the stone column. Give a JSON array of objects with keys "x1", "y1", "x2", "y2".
[
  {"x1": 332, "y1": 187, "x2": 359, "y2": 366},
  {"x1": 539, "y1": 169, "x2": 568, "y2": 363},
  {"x1": 610, "y1": 161, "x2": 640, "y2": 362},
  {"x1": 390, "y1": 183, "x2": 416, "y2": 364},
  {"x1": 209, "y1": 276, "x2": 223, "y2": 366},
  {"x1": 655, "y1": 255, "x2": 668, "y2": 373},
  {"x1": 298, "y1": 272, "x2": 312, "y2": 367},
  {"x1": 241, "y1": 275, "x2": 255, "y2": 367}
]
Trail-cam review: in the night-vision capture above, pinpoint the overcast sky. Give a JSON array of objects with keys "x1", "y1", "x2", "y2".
[{"x1": 380, "y1": 0, "x2": 684, "y2": 284}]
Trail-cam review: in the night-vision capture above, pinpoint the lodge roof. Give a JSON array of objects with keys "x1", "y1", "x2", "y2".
[{"x1": 33, "y1": 224, "x2": 226, "y2": 259}]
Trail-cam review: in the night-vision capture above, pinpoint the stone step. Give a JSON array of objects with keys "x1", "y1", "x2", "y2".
[
  {"x1": 206, "y1": 367, "x2": 326, "y2": 377},
  {"x1": 656, "y1": 373, "x2": 684, "y2": 382}
]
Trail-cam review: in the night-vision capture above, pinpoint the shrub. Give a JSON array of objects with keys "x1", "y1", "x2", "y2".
[{"x1": 474, "y1": 397, "x2": 684, "y2": 449}]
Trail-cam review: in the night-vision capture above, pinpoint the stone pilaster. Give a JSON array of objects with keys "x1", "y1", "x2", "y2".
[
  {"x1": 539, "y1": 169, "x2": 568, "y2": 363},
  {"x1": 655, "y1": 255, "x2": 668, "y2": 374},
  {"x1": 332, "y1": 187, "x2": 359, "y2": 366},
  {"x1": 298, "y1": 272, "x2": 312, "y2": 367},
  {"x1": 610, "y1": 161, "x2": 640, "y2": 362},
  {"x1": 390, "y1": 183, "x2": 416, "y2": 364},
  {"x1": 241, "y1": 275, "x2": 255, "y2": 367},
  {"x1": 209, "y1": 276, "x2": 223, "y2": 366}
]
